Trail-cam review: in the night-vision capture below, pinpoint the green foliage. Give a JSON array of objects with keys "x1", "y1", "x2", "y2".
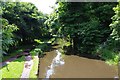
[
  {"x1": 1, "y1": 2, "x2": 48, "y2": 44},
  {"x1": 56, "y1": 38, "x2": 71, "y2": 48},
  {"x1": 1, "y1": 2, "x2": 51, "y2": 56},
  {"x1": 109, "y1": 1, "x2": 120, "y2": 51},
  {"x1": 101, "y1": 1, "x2": 120, "y2": 65},
  {"x1": 30, "y1": 48, "x2": 43, "y2": 57},
  {"x1": 2, "y1": 44, "x2": 33, "y2": 62},
  {"x1": 55, "y1": 2, "x2": 116, "y2": 54},
  {"x1": 34, "y1": 38, "x2": 55, "y2": 44},
  {"x1": 101, "y1": 49, "x2": 119, "y2": 65},
  {"x1": 37, "y1": 43, "x2": 50, "y2": 51},
  {"x1": 34, "y1": 39, "x2": 44, "y2": 44},
  {"x1": 33, "y1": 39, "x2": 52, "y2": 56},
  {"x1": 44, "y1": 6, "x2": 61, "y2": 37},
  {"x1": 1, "y1": 18, "x2": 18, "y2": 52},
  {"x1": 34, "y1": 48, "x2": 43, "y2": 54},
  {"x1": 46, "y1": 2, "x2": 119, "y2": 65},
  {"x1": 2, "y1": 48, "x2": 23, "y2": 62}
]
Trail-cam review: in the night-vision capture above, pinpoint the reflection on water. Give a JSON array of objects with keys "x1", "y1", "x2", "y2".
[
  {"x1": 39, "y1": 49, "x2": 118, "y2": 79},
  {"x1": 51, "y1": 55, "x2": 118, "y2": 78},
  {"x1": 45, "y1": 50, "x2": 65, "y2": 78}
]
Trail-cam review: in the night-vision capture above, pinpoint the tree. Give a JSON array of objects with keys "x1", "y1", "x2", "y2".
[
  {"x1": 1, "y1": 18, "x2": 18, "y2": 54},
  {"x1": 53, "y1": 2, "x2": 116, "y2": 54},
  {"x1": 109, "y1": 0, "x2": 120, "y2": 51},
  {"x1": 1, "y1": 2, "x2": 51, "y2": 56},
  {"x1": 44, "y1": 7, "x2": 61, "y2": 37},
  {"x1": 1, "y1": 2, "x2": 47, "y2": 44}
]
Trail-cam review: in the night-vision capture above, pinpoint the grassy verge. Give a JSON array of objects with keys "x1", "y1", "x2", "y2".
[
  {"x1": 2, "y1": 49, "x2": 24, "y2": 62},
  {"x1": 29, "y1": 56, "x2": 39, "y2": 78},
  {"x1": 2, "y1": 56, "x2": 25, "y2": 78},
  {"x1": 0, "y1": 69, "x2": 2, "y2": 80},
  {"x1": 2, "y1": 44, "x2": 34, "y2": 62},
  {"x1": 29, "y1": 47, "x2": 42, "y2": 78},
  {"x1": 1, "y1": 44, "x2": 38, "y2": 78},
  {"x1": 29, "y1": 41, "x2": 52, "y2": 78}
]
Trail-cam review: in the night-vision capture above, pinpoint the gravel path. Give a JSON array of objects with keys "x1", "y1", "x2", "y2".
[
  {"x1": 1, "y1": 51, "x2": 34, "y2": 79},
  {"x1": 20, "y1": 54, "x2": 33, "y2": 79}
]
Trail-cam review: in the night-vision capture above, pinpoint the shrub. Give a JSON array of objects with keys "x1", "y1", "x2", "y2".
[{"x1": 1, "y1": 18, "x2": 18, "y2": 55}]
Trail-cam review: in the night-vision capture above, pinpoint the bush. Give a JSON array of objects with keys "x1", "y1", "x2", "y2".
[
  {"x1": 30, "y1": 48, "x2": 43, "y2": 57},
  {"x1": 95, "y1": 45, "x2": 119, "y2": 65},
  {"x1": 1, "y1": 18, "x2": 18, "y2": 54}
]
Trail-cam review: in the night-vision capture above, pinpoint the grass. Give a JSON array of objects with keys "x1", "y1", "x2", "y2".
[
  {"x1": 2, "y1": 49, "x2": 24, "y2": 62},
  {"x1": 2, "y1": 44, "x2": 34, "y2": 62},
  {"x1": 29, "y1": 56, "x2": 39, "y2": 78},
  {"x1": 0, "y1": 70, "x2": 2, "y2": 80},
  {"x1": 1, "y1": 44, "x2": 39, "y2": 78},
  {"x1": 29, "y1": 47, "x2": 40, "y2": 78},
  {"x1": 2, "y1": 56, "x2": 25, "y2": 78},
  {"x1": 29, "y1": 42, "x2": 51, "y2": 78},
  {"x1": 2, "y1": 42, "x2": 51, "y2": 78}
]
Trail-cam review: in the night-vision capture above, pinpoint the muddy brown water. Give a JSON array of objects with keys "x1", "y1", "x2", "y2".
[{"x1": 38, "y1": 50, "x2": 118, "y2": 79}]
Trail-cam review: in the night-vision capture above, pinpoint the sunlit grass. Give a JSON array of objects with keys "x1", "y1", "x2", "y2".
[
  {"x1": 2, "y1": 56, "x2": 25, "y2": 78},
  {"x1": 29, "y1": 56, "x2": 39, "y2": 78},
  {"x1": 0, "y1": 70, "x2": 2, "y2": 80}
]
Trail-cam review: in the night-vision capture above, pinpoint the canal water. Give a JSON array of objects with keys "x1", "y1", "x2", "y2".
[{"x1": 38, "y1": 49, "x2": 118, "y2": 79}]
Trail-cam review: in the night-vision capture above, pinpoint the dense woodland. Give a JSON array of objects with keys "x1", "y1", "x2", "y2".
[{"x1": 0, "y1": 1, "x2": 120, "y2": 65}]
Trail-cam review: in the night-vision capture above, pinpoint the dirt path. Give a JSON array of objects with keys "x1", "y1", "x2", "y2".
[{"x1": 20, "y1": 54, "x2": 33, "y2": 79}]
